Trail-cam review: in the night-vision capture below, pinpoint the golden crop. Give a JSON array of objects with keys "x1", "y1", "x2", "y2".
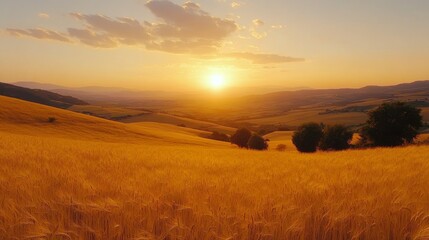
[
  {"x1": 1, "y1": 96, "x2": 429, "y2": 239},
  {"x1": 1, "y1": 132, "x2": 429, "y2": 239}
]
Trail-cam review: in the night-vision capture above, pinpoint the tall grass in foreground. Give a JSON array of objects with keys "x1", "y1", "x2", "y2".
[{"x1": 1, "y1": 133, "x2": 429, "y2": 239}]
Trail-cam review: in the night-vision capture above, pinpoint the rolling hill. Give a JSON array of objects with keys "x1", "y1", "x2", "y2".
[
  {"x1": 8, "y1": 80, "x2": 429, "y2": 130},
  {"x1": 0, "y1": 82, "x2": 88, "y2": 108},
  {"x1": 120, "y1": 112, "x2": 236, "y2": 134},
  {"x1": 12, "y1": 81, "x2": 186, "y2": 104},
  {"x1": 0, "y1": 96, "x2": 228, "y2": 147},
  {"x1": 2, "y1": 94, "x2": 429, "y2": 239},
  {"x1": 162, "y1": 80, "x2": 429, "y2": 128}
]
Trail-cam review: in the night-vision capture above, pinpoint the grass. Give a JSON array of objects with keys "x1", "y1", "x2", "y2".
[
  {"x1": 241, "y1": 108, "x2": 368, "y2": 127},
  {"x1": 122, "y1": 112, "x2": 236, "y2": 135},
  {"x1": 264, "y1": 131, "x2": 296, "y2": 152},
  {"x1": 69, "y1": 105, "x2": 147, "y2": 120},
  {"x1": 1, "y1": 96, "x2": 429, "y2": 239},
  {"x1": 0, "y1": 96, "x2": 227, "y2": 147}
]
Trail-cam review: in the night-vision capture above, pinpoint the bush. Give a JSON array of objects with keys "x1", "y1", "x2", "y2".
[
  {"x1": 292, "y1": 123, "x2": 323, "y2": 153},
  {"x1": 275, "y1": 144, "x2": 287, "y2": 152},
  {"x1": 360, "y1": 102, "x2": 423, "y2": 147},
  {"x1": 231, "y1": 128, "x2": 252, "y2": 148},
  {"x1": 247, "y1": 134, "x2": 268, "y2": 150},
  {"x1": 319, "y1": 125, "x2": 353, "y2": 151},
  {"x1": 48, "y1": 117, "x2": 56, "y2": 123},
  {"x1": 209, "y1": 131, "x2": 230, "y2": 142}
]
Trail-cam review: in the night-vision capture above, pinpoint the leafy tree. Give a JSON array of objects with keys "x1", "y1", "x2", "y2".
[
  {"x1": 247, "y1": 134, "x2": 268, "y2": 150},
  {"x1": 292, "y1": 123, "x2": 323, "y2": 153},
  {"x1": 231, "y1": 128, "x2": 252, "y2": 148},
  {"x1": 319, "y1": 124, "x2": 353, "y2": 151},
  {"x1": 360, "y1": 102, "x2": 423, "y2": 147}
]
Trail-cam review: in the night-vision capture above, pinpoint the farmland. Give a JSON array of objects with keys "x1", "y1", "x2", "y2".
[{"x1": 1, "y1": 96, "x2": 429, "y2": 239}]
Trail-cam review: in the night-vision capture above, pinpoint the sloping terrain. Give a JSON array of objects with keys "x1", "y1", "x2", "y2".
[
  {"x1": 1, "y1": 128, "x2": 429, "y2": 239},
  {"x1": 161, "y1": 80, "x2": 429, "y2": 127},
  {"x1": 0, "y1": 96, "x2": 227, "y2": 147},
  {"x1": 0, "y1": 82, "x2": 88, "y2": 108},
  {"x1": 2, "y1": 95, "x2": 429, "y2": 239},
  {"x1": 68, "y1": 105, "x2": 149, "y2": 120},
  {"x1": 121, "y1": 112, "x2": 236, "y2": 134},
  {"x1": 10, "y1": 80, "x2": 429, "y2": 129}
]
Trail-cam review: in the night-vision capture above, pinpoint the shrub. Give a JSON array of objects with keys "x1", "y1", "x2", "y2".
[
  {"x1": 247, "y1": 134, "x2": 268, "y2": 150},
  {"x1": 319, "y1": 125, "x2": 353, "y2": 151},
  {"x1": 275, "y1": 144, "x2": 287, "y2": 152},
  {"x1": 231, "y1": 128, "x2": 252, "y2": 148},
  {"x1": 48, "y1": 117, "x2": 56, "y2": 123},
  {"x1": 360, "y1": 102, "x2": 423, "y2": 147},
  {"x1": 209, "y1": 131, "x2": 230, "y2": 142},
  {"x1": 292, "y1": 123, "x2": 323, "y2": 153}
]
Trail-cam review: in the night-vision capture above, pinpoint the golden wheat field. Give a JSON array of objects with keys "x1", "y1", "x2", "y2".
[{"x1": 1, "y1": 96, "x2": 429, "y2": 239}]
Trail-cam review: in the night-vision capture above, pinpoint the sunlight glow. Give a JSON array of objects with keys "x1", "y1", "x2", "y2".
[{"x1": 209, "y1": 74, "x2": 226, "y2": 90}]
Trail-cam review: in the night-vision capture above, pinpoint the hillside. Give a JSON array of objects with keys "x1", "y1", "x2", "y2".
[
  {"x1": 11, "y1": 80, "x2": 429, "y2": 129},
  {"x1": 0, "y1": 82, "x2": 88, "y2": 108},
  {"x1": 0, "y1": 96, "x2": 228, "y2": 147},
  {"x1": 12, "y1": 81, "x2": 184, "y2": 104},
  {"x1": 2, "y1": 95, "x2": 429, "y2": 239},
  {"x1": 162, "y1": 80, "x2": 429, "y2": 128},
  {"x1": 1, "y1": 120, "x2": 429, "y2": 239},
  {"x1": 121, "y1": 112, "x2": 236, "y2": 134}
]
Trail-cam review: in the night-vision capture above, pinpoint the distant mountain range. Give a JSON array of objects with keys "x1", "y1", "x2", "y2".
[
  {"x1": 0, "y1": 82, "x2": 88, "y2": 108},
  {"x1": 11, "y1": 81, "x2": 187, "y2": 104},
  {"x1": 2, "y1": 80, "x2": 429, "y2": 127},
  {"x1": 244, "y1": 80, "x2": 429, "y2": 107},
  {"x1": 160, "y1": 80, "x2": 429, "y2": 124},
  {"x1": 11, "y1": 81, "x2": 312, "y2": 105}
]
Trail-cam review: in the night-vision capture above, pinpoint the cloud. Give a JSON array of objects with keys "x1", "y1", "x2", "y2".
[
  {"x1": 38, "y1": 13, "x2": 50, "y2": 19},
  {"x1": 69, "y1": 13, "x2": 150, "y2": 46},
  {"x1": 6, "y1": 28, "x2": 70, "y2": 42},
  {"x1": 271, "y1": 25, "x2": 285, "y2": 29},
  {"x1": 67, "y1": 28, "x2": 117, "y2": 48},
  {"x1": 3, "y1": 0, "x2": 303, "y2": 64},
  {"x1": 5, "y1": 0, "x2": 238, "y2": 54},
  {"x1": 252, "y1": 19, "x2": 264, "y2": 27},
  {"x1": 224, "y1": 52, "x2": 304, "y2": 64},
  {"x1": 250, "y1": 31, "x2": 267, "y2": 39},
  {"x1": 146, "y1": 0, "x2": 237, "y2": 41},
  {"x1": 231, "y1": 2, "x2": 241, "y2": 8},
  {"x1": 249, "y1": 19, "x2": 267, "y2": 39}
]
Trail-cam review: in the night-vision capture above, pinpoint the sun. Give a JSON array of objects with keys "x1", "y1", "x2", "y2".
[{"x1": 209, "y1": 74, "x2": 226, "y2": 90}]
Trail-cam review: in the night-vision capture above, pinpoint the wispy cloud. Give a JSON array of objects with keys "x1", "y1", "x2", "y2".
[
  {"x1": 224, "y1": 52, "x2": 304, "y2": 64},
  {"x1": 38, "y1": 13, "x2": 50, "y2": 19},
  {"x1": 6, "y1": 28, "x2": 70, "y2": 42},
  {"x1": 231, "y1": 2, "x2": 241, "y2": 8},
  {"x1": 252, "y1": 19, "x2": 264, "y2": 27},
  {"x1": 4, "y1": 0, "x2": 303, "y2": 64}
]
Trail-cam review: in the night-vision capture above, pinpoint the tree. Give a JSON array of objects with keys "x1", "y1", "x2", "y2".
[
  {"x1": 319, "y1": 125, "x2": 353, "y2": 151},
  {"x1": 360, "y1": 102, "x2": 423, "y2": 147},
  {"x1": 247, "y1": 134, "x2": 268, "y2": 150},
  {"x1": 292, "y1": 123, "x2": 323, "y2": 153},
  {"x1": 231, "y1": 128, "x2": 252, "y2": 148}
]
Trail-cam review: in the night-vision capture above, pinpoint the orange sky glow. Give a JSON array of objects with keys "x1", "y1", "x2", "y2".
[{"x1": 1, "y1": 0, "x2": 429, "y2": 91}]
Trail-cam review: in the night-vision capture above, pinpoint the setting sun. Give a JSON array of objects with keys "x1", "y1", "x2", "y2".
[
  {"x1": 2, "y1": 0, "x2": 429, "y2": 239},
  {"x1": 209, "y1": 74, "x2": 226, "y2": 90}
]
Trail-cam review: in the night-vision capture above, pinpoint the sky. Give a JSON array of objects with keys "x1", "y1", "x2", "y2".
[{"x1": 1, "y1": 0, "x2": 429, "y2": 91}]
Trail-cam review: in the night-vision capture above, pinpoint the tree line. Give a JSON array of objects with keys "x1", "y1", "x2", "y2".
[{"x1": 227, "y1": 101, "x2": 424, "y2": 152}]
